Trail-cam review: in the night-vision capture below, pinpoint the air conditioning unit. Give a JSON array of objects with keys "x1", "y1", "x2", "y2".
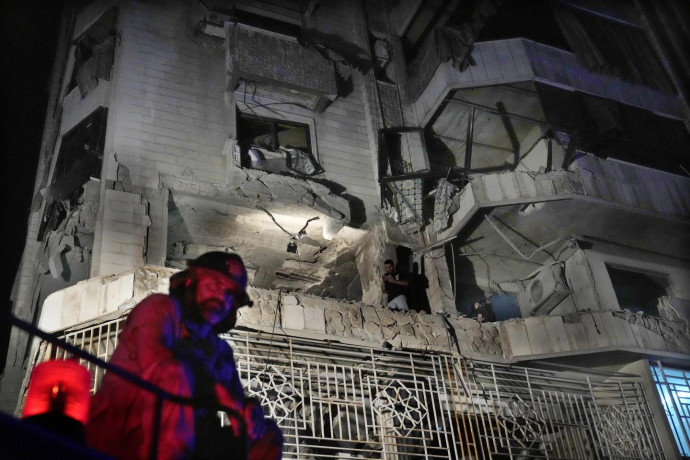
[{"x1": 524, "y1": 263, "x2": 571, "y2": 316}]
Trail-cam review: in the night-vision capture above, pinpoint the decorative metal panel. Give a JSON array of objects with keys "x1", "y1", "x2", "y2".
[{"x1": 32, "y1": 316, "x2": 667, "y2": 459}]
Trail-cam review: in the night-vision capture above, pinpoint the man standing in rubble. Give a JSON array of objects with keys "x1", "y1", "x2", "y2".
[
  {"x1": 86, "y1": 252, "x2": 282, "y2": 459},
  {"x1": 381, "y1": 259, "x2": 409, "y2": 312}
]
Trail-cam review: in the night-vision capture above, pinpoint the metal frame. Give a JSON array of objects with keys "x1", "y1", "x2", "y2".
[
  {"x1": 650, "y1": 361, "x2": 690, "y2": 457},
  {"x1": 30, "y1": 315, "x2": 668, "y2": 459}
]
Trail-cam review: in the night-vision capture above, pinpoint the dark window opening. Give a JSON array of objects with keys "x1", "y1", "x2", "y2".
[
  {"x1": 68, "y1": 7, "x2": 117, "y2": 98},
  {"x1": 403, "y1": 0, "x2": 570, "y2": 66},
  {"x1": 38, "y1": 107, "x2": 108, "y2": 241},
  {"x1": 230, "y1": 8, "x2": 302, "y2": 38},
  {"x1": 536, "y1": 83, "x2": 690, "y2": 175},
  {"x1": 606, "y1": 264, "x2": 670, "y2": 316},
  {"x1": 402, "y1": 0, "x2": 456, "y2": 62},
  {"x1": 199, "y1": 0, "x2": 304, "y2": 38},
  {"x1": 552, "y1": 1, "x2": 674, "y2": 93},
  {"x1": 237, "y1": 112, "x2": 322, "y2": 176},
  {"x1": 473, "y1": 0, "x2": 571, "y2": 51}
]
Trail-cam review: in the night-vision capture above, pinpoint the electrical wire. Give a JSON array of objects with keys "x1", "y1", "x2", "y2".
[
  {"x1": 483, "y1": 215, "x2": 565, "y2": 261},
  {"x1": 258, "y1": 289, "x2": 282, "y2": 378}
]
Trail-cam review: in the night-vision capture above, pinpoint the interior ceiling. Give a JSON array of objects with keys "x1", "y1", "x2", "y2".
[
  {"x1": 455, "y1": 198, "x2": 690, "y2": 284},
  {"x1": 429, "y1": 83, "x2": 546, "y2": 168},
  {"x1": 451, "y1": 82, "x2": 545, "y2": 122},
  {"x1": 167, "y1": 194, "x2": 362, "y2": 298}
]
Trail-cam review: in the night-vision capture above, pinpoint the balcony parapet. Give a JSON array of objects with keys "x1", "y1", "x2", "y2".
[
  {"x1": 435, "y1": 155, "x2": 690, "y2": 243},
  {"x1": 60, "y1": 79, "x2": 110, "y2": 135},
  {"x1": 40, "y1": 266, "x2": 690, "y2": 365}
]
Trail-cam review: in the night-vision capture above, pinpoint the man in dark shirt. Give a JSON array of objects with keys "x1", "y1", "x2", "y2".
[
  {"x1": 381, "y1": 259, "x2": 409, "y2": 312},
  {"x1": 469, "y1": 298, "x2": 496, "y2": 323},
  {"x1": 87, "y1": 252, "x2": 282, "y2": 460}
]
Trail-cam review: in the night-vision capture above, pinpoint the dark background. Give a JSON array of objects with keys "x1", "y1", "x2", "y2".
[{"x1": 1, "y1": 1, "x2": 64, "y2": 370}]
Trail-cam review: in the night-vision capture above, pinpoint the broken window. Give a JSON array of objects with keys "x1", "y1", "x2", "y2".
[
  {"x1": 237, "y1": 112, "x2": 322, "y2": 176},
  {"x1": 536, "y1": 83, "x2": 690, "y2": 175},
  {"x1": 38, "y1": 107, "x2": 107, "y2": 241},
  {"x1": 474, "y1": 0, "x2": 571, "y2": 51},
  {"x1": 605, "y1": 264, "x2": 670, "y2": 316},
  {"x1": 68, "y1": 7, "x2": 117, "y2": 98}
]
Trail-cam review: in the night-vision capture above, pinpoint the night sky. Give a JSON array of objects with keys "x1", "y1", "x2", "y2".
[{"x1": 1, "y1": 1, "x2": 64, "y2": 368}]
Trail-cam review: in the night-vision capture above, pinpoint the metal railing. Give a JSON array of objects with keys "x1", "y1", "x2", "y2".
[
  {"x1": 20, "y1": 311, "x2": 671, "y2": 459},
  {"x1": 650, "y1": 361, "x2": 690, "y2": 457}
]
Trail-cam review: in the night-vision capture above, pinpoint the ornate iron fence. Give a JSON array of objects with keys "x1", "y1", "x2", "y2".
[{"x1": 33, "y1": 314, "x2": 666, "y2": 459}]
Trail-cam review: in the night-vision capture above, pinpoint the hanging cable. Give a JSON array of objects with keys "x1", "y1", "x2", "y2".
[
  {"x1": 257, "y1": 206, "x2": 319, "y2": 239},
  {"x1": 257, "y1": 289, "x2": 282, "y2": 378},
  {"x1": 484, "y1": 214, "x2": 566, "y2": 261}
]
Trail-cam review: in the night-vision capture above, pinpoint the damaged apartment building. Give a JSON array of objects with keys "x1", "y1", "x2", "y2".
[{"x1": 3, "y1": 0, "x2": 690, "y2": 458}]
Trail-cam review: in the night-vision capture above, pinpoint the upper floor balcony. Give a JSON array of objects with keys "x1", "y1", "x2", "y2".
[{"x1": 413, "y1": 38, "x2": 683, "y2": 127}]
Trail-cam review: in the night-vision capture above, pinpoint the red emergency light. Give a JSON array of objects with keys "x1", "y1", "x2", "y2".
[{"x1": 22, "y1": 359, "x2": 91, "y2": 425}]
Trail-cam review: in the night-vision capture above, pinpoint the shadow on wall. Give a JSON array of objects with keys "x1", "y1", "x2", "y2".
[
  {"x1": 446, "y1": 242, "x2": 485, "y2": 315},
  {"x1": 446, "y1": 240, "x2": 522, "y2": 320},
  {"x1": 311, "y1": 177, "x2": 367, "y2": 228}
]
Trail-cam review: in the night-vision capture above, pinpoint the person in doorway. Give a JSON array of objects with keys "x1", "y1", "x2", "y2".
[
  {"x1": 469, "y1": 298, "x2": 496, "y2": 323},
  {"x1": 408, "y1": 261, "x2": 431, "y2": 314},
  {"x1": 86, "y1": 252, "x2": 282, "y2": 460},
  {"x1": 381, "y1": 259, "x2": 409, "y2": 312}
]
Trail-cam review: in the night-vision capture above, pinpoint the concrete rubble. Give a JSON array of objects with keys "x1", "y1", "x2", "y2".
[{"x1": 38, "y1": 178, "x2": 101, "y2": 279}]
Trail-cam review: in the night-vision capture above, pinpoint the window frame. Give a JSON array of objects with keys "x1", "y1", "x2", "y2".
[
  {"x1": 236, "y1": 110, "x2": 322, "y2": 176},
  {"x1": 605, "y1": 263, "x2": 671, "y2": 316}
]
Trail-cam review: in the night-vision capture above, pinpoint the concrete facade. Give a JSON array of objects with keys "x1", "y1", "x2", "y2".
[{"x1": 4, "y1": 0, "x2": 690, "y2": 458}]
